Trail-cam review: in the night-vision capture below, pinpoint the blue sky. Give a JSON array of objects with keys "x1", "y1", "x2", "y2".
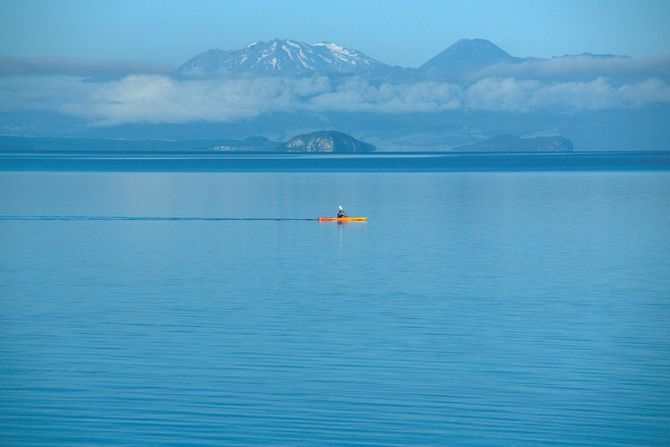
[{"x1": 2, "y1": 0, "x2": 669, "y2": 67}]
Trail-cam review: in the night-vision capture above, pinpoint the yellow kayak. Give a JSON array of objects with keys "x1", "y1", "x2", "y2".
[{"x1": 318, "y1": 217, "x2": 367, "y2": 223}]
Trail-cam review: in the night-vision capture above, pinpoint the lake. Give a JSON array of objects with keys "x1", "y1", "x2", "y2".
[{"x1": 1, "y1": 166, "x2": 669, "y2": 445}]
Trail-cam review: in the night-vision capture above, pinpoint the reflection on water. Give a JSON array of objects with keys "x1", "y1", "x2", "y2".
[{"x1": 1, "y1": 171, "x2": 669, "y2": 446}]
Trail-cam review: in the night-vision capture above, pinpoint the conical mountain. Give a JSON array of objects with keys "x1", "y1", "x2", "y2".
[{"x1": 421, "y1": 38, "x2": 520, "y2": 75}]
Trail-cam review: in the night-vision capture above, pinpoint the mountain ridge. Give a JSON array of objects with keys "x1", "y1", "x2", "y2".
[
  {"x1": 178, "y1": 38, "x2": 389, "y2": 77},
  {"x1": 178, "y1": 38, "x2": 632, "y2": 83}
]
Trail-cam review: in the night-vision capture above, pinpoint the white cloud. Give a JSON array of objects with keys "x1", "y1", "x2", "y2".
[
  {"x1": 1, "y1": 73, "x2": 669, "y2": 126},
  {"x1": 305, "y1": 77, "x2": 462, "y2": 113},
  {"x1": 464, "y1": 77, "x2": 670, "y2": 112},
  {"x1": 61, "y1": 76, "x2": 286, "y2": 125},
  {"x1": 464, "y1": 78, "x2": 542, "y2": 112},
  {"x1": 56, "y1": 75, "x2": 464, "y2": 125},
  {"x1": 475, "y1": 55, "x2": 670, "y2": 81}
]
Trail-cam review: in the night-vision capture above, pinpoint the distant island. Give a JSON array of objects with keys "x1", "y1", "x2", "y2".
[
  {"x1": 454, "y1": 135, "x2": 574, "y2": 152},
  {"x1": 212, "y1": 131, "x2": 376, "y2": 153},
  {"x1": 285, "y1": 131, "x2": 376, "y2": 153},
  {"x1": 214, "y1": 132, "x2": 573, "y2": 153}
]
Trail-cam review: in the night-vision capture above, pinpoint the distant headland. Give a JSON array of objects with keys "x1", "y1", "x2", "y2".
[
  {"x1": 0, "y1": 131, "x2": 577, "y2": 153},
  {"x1": 453, "y1": 135, "x2": 573, "y2": 152},
  {"x1": 212, "y1": 131, "x2": 376, "y2": 153}
]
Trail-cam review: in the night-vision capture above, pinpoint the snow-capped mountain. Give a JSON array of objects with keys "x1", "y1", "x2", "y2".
[
  {"x1": 177, "y1": 37, "x2": 640, "y2": 84},
  {"x1": 179, "y1": 38, "x2": 389, "y2": 76}
]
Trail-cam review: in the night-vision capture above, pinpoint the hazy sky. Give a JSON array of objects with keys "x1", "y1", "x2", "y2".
[{"x1": 2, "y1": 0, "x2": 669, "y2": 67}]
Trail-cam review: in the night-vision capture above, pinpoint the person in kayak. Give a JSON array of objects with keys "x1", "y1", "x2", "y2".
[{"x1": 337, "y1": 205, "x2": 346, "y2": 218}]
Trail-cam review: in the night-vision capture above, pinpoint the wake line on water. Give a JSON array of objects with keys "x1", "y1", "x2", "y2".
[{"x1": 0, "y1": 215, "x2": 318, "y2": 222}]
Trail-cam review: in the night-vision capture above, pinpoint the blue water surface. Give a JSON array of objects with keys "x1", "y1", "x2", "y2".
[{"x1": 1, "y1": 170, "x2": 669, "y2": 446}]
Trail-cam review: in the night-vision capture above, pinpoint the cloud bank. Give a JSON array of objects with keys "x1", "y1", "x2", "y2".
[
  {"x1": 474, "y1": 55, "x2": 670, "y2": 81},
  {"x1": 2, "y1": 73, "x2": 670, "y2": 126},
  {"x1": 464, "y1": 77, "x2": 670, "y2": 112}
]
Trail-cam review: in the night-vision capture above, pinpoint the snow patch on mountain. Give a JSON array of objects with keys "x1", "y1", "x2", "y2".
[{"x1": 179, "y1": 38, "x2": 387, "y2": 76}]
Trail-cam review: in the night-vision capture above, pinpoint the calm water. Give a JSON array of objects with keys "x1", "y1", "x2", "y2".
[{"x1": 1, "y1": 170, "x2": 669, "y2": 446}]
